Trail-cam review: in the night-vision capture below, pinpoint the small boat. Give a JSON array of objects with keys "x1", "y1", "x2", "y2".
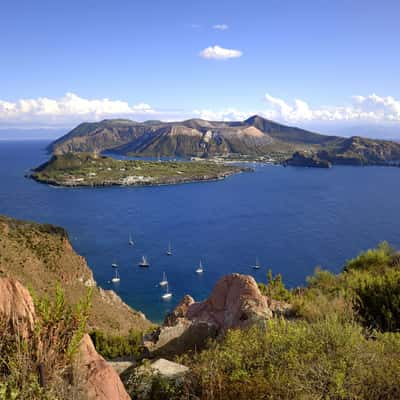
[
  {"x1": 111, "y1": 267, "x2": 120, "y2": 283},
  {"x1": 161, "y1": 282, "x2": 172, "y2": 299},
  {"x1": 196, "y1": 260, "x2": 204, "y2": 274},
  {"x1": 166, "y1": 241, "x2": 172, "y2": 256},
  {"x1": 138, "y1": 255, "x2": 150, "y2": 267},
  {"x1": 111, "y1": 261, "x2": 118, "y2": 268},
  {"x1": 159, "y1": 272, "x2": 168, "y2": 287},
  {"x1": 251, "y1": 257, "x2": 261, "y2": 270},
  {"x1": 128, "y1": 233, "x2": 134, "y2": 246}
]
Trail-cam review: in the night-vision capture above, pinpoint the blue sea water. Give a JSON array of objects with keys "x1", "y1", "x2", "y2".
[{"x1": 0, "y1": 140, "x2": 399, "y2": 323}]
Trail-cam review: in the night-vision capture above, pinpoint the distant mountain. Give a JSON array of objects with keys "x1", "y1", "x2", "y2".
[{"x1": 48, "y1": 115, "x2": 400, "y2": 165}]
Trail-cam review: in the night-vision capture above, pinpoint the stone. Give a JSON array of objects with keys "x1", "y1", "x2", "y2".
[
  {"x1": 0, "y1": 277, "x2": 35, "y2": 335},
  {"x1": 144, "y1": 274, "x2": 273, "y2": 357},
  {"x1": 75, "y1": 334, "x2": 131, "y2": 400}
]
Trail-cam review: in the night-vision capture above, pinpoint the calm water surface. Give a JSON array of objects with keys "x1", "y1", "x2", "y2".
[{"x1": 0, "y1": 140, "x2": 399, "y2": 322}]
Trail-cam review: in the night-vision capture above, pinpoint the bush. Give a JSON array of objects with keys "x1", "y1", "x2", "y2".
[
  {"x1": 344, "y1": 241, "x2": 394, "y2": 273},
  {"x1": 181, "y1": 318, "x2": 400, "y2": 400},
  {"x1": 0, "y1": 285, "x2": 92, "y2": 400},
  {"x1": 258, "y1": 269, "x2": 292, "y2": 302},
  {"x1": 90, "y1": 329, "x2": 143, "y2": 359},
  {"x1": 354, "y1": 269, "x2": 400, "y2": 332}
]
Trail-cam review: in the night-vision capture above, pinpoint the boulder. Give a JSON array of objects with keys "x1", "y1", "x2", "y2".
[
  {"x1": 0, "y1": 277, "x2": 35, "y2": 335},
  {"x1": 145, "y1": 274, "x2": 272, "y2": 356},
  {"x1": 184, "y1": 273, "x2": 273, "y2": 333},
  {"x1": 75, "y1": 334, "x2": 131, "y2": 400},
  {"x1": 123, "y1": 358, "x2": 189, "y2": 399}
]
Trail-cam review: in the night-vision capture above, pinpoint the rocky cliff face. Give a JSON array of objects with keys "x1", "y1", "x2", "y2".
[
  {"x1": 0, "y1": 215, "x2": 152, "y2": 335},
  {"x1": 144, "y1": 274, "x2": 273, "y2": 357},
  {"x1": 48, "y1": 116, "x2": 333, "y2": 157}
]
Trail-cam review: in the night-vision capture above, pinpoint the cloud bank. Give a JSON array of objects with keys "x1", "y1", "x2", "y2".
[
  {"x1": 263, "y1": 93, "x2": 400, "y2": 123},
  {"x1": 199, "y1": 45, "x2": 243, "y2": 60},
  {"x1": 0, "y1": 93, "x2": 157, "y2": 127},
  {"x1": 1, "y1": 92, "x2": 400, "y2": 138}
]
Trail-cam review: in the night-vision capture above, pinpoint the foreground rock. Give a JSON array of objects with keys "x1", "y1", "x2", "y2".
[
  {"x1": 0, "y1": 276, "x2": 131, "y2": 400},
  {"x1": 75, "y1": 334, "x2": 131, "y2": 400},
  {"x1": 144, "y1": 273, "x2": 273, "y2": 357},
  {"x1": 0, "y1": 277, "x2": 35, "y2": 336}
]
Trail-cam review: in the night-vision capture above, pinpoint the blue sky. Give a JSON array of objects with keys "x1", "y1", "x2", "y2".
[{"x1": 1, "y1": 0, "x2": 400, "y2": 137}]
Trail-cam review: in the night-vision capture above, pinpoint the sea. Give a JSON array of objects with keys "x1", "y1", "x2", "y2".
[{"x1": 0, "y1": 139, "x2": 399, "y2": 322}]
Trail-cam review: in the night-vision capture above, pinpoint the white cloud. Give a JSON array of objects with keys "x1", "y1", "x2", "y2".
[
  {"x1": 192, "y1": 108, "x2": 253, "y2": 121},
  {"x1": 0, "y1": 92, "x2": 157, "y2": 127},
  {"x1": 212, "y1": 24, "x2": 229, "y2": 31},
  {"x1": 199, "y1": 45, "x2": 242, "y2": 60},
  {"x1": 263, "y1": 93, "x2": 400, "y2": 123}
]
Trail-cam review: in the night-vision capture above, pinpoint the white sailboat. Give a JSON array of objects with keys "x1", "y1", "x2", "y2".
[
  {"x1": 251, "y1": 257, "x2": 261, "y2": 270},
  {"x1": 128, "y1": 233, "x2": 134, "y2": 246},
  {"x1": 196, "y1": 260, "x2": 204, "y2": 274},
  {"x1": 166, "y1": 241, "x2": 172, "y2": 256},
  {"x1": 161, "y1": 282, "x2": 172, "y2": 299},
  {"x1": 111, "y1": 261, "x2": 118, "y2": 268},
  {"x1": 138, "y1": 255, "x2": 150, "y2": 267},
  {"x1": 159, "y1": 272, "x2": 168, "y2": 287},
  {"x1": 111, "y1": 267, "x2": 120, "y2": 283}
]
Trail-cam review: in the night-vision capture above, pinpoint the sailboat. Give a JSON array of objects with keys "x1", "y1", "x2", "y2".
[
  {"x1": 166, "y1": 241, "x2": 172, "y2": 256},
  {"x1": 196, "y1": 260, "x2": 204, "y2": 274},
  {"x1": 251, "y1": 257, "x2": 261, "y2": 270},
  {"x1": 128, "y1": 233, "x2": 134, "y2": 246},
  {"x1": 138, "y1": 255, "x2": 150, "y2": 267},
  {"x1": 111, "y1": 261, "x2": 118, "y2": 268},
  {"x1": 159, "y1": 272, "x2": 168, "y2": 287},
  {"x1": 161, "y1": 282, "x2": 172, "y2": 299},
  {"x1": 111, "y1": 267, "x2": 120, "y2": 283}
]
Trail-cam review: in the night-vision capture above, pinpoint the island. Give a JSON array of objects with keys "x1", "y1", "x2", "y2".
[
  {"x1": 283, "y1": 151, "x2": 332, "y2": 168},
  {"x1": 30, "y1": 152, "x2": 250, "y2": 187}
]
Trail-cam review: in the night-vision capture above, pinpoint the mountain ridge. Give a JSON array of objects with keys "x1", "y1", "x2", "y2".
[{"x1": 48, "y1": 115, "x2": 400, "y2": 165}]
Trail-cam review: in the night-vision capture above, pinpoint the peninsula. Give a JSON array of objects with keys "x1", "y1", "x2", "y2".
[{"x1": 30, "y1": 152, "x2": 249, "y2": 187}]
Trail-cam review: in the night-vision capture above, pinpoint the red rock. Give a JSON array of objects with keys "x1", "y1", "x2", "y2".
[
  {"x1": 185, "y1": 273, "x2": 273, "y2": 333},
  {"x1": 75, "y1": 334, "x2": 131, "y2": 400},
  {"x1": 0, "y1": 277, "x2": 35, "y2": 334}
]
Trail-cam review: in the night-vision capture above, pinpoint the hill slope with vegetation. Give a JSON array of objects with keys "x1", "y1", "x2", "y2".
[{"x1": 0, "y1": 215, "x2": 152, "y2": 335}]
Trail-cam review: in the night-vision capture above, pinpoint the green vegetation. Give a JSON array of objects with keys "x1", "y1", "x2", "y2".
[
  {"x1": 31, "y1": 152, "x2": 246, "y2": 187},
  {"x1": 0, "y1": 286, "x2": 91, "y2": 400},
  {"x1": 170, "y1": 242, "x2": 400, "y2": 400},
  {"x1": 258, "y1": 269, "x2": 292, "y2": 302},
  {"x1": 180, "y1": 319, "x2": 400, "y2": 400},
  {"x1": 89, "y1": 329, "x2": 143, "y2": 359}
]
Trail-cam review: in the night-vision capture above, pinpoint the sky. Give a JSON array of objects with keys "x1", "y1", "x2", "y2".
[{"x1": 1, "y1": 0, "x2": 400, "y2": 138}]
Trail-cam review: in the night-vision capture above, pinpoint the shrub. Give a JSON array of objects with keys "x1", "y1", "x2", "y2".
[
  {"x1": 258, "y1": 269, "x2": 292, "y2": 302},
  {"x1": 354, "y1": 269, "x2": 400, "y2": 332},
  {"x1": 90, "y1": 329, "x2": 143, "y2": 359},
  {"x1": 181, "y1": 318, "x2": 400, "y2": 400},
  {"x1": 0, "y1": 285, "x2": 92, "y2": 399}
]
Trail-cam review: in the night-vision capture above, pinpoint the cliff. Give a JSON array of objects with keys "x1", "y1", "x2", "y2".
[{"x1": 0, "y1": 215, "x2": 152, "y2": 335}]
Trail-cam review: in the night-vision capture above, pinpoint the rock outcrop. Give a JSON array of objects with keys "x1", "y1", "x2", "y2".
[
  {"x1": 145, "y1": 274, "x2": 273, "y2": 357},
  {"x1": 0, "y1": 277, "x2": 35, "y2": 335},
  {"x1": 284, "y1": 151, "x2": 332, "y2": 168},
  {"x1": 0, "y1": 277, "x2": 131, "y2": 400},
  {"x1": 75, "y1": 334, "x2": 131, "y2": 400}
]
